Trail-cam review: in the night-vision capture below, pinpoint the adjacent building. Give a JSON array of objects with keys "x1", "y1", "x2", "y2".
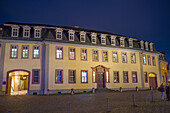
[{"x1": 0, "y1": 22, "x2": 162, "y2": 95}]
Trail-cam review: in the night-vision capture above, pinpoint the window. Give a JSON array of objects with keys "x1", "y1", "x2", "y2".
[
  {"x1": 55, "y1": 69, "x2": 63, "y2": 83},
  {"x1": 144, "y1": 72, "x2": 148, "y2": 83},
  {"x1": 106, "y1": 71, "x2": 109, "y2": 83},
  {"x1": 129, "y1": 40, "x2": 133, "y2": 48},
  {"x1": 102, "y1": 51, "x2": 108, "y2": 62},
  {"x1": 92, "y1": 50, "x2": 98, "y2": 61},
  {"x1": 69, "y1": 33, "x2": 74, "y2": 41},
  {"x1": 56, "y1": 47, "x2": 63, "y2": 59},
  {"x1": 33, "y1": 46, "x2": 40, "y2": 59},
  {"x1": 145, "y1": 42, "x2": 149, "y2": 50},
  {"x1": 150, "y1": 43, "x2": 153, "y2": 51},
  {"x1": 81, "y1": 49, "x2": 87, "y2": 60},
  {"x1": 92, "y1": 71, "x2": 96, "y2": 83},
  {"x1": 120, "y1": 38, "x2": 125, "y2": 47},
  {"x1": 122, "y1": 52, "x2": 127, "y2": 63},
  {"x1": 131, "y1": 53, "x2": 136, "y2": 63},
  {"x1": 32, "y1": 69, "x2": 40, "y2": 84},
  {"x1": 148, "y1": 55, "x2": 151, "y2": 65},
  {"x1": 69, "y1": 70, "x2": 76, "y2": 83},
  {"x1": 111, "y1": 37, "x2": 116, "y2": 46},
  {"x1": 140, "y1": 40, "x2": 144, "y2": 49},
  {"x1": 56, "y1": 31, "x2": 62, "y2": 39},
  {"x1": 113, "y1": 52, "x2": 118, "y2": 62},
  {"x1": 23, "y1": 29, "x2": 30, "y2": 37},
  {"x1": 123, "y1": 71, "x2": 128, "y2": 83},
  {"x1": 35, "y1": 29, "x2": 41, "y2": 38},
  {"x1": 91, "y1": 33, "x2": 97, "y2": 43},
  {"x1": 22, "y1": 45, "x2": 29, "y2": 58},
  {"x1": 132, "y1": 72, "x2": 137, "y2": 83},
  {"x1": 10, "y1": 45, "x2": 18, "y2": 58},
  {"x1": 152, "y1": 56, "x2": 156, "y2": 66},
  {"x1": 81, "y1": 70, "x2": 88, "y2": 83},
  {"x1": 80, "y1": 34, "x2": 85, "y2": 42},
  {"x1": 101, "y1": 37, "x2": 106, "y2": 44},
  {"x1": 12, "y1": 27, "x2": 19, "y2": 37},
  {"x1": 69, "y1": 48, "x2": 75, "y2": 60},
  {"x1": 114, "y1": 71, "x2": 119, "y2": 83},
  {"x1": 143, "y1": 55, "x2": 146, "y2": 65}
]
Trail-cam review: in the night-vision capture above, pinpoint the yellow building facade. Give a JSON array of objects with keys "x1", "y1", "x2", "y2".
[{"x1": 0, "y1": 22, "x2": 162, "y2": 95}]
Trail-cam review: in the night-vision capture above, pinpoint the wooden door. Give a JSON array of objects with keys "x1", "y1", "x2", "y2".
[
  {"x1": 149, "y1": 77, "x2": 157, "y2": 88},
  {"x1": 97, "y1": 72, "x2": 104, "y2": 88}
]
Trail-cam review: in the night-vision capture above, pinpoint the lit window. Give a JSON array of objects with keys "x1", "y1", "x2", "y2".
[
  {"x1": 132, "y1": 72, "x2": 137, "y2": 83},
  {"x1": 92, "y1": 71, "x2": 96, "y2": 83},
  {"x1": 81, "y1": 49, "x2": 87, "y2": 60},
  {"x1": 144, "y1": 72, "x2": 148, "y2": 83},
  {"x1": 152, "y1": 56, "x2": 156, "y2": 66},
  {"x1": 80, "y1": 34, "x2": 85, "y2": 42},
  {"x1": 33, "y1": 46, "x2": 40, "y2": 58},
  {"x1": 32, "y1": 69, "x2": 40, "y2": 84},
  {"x1": 56, "y1": 47, "x2": 63, "y2": 59},
  {"x1": 113, "y1": 52, "x2": 118, "y2": 62},
  {"x1": 101, "y1": 37, "x2": 106, "y2": 44},
  {"x1": 123, "y1": 71, "x2": 128, "y2": 83},
  {"x1": 81, "y1": 71, "x2": 88, "y2": 83},
  {"x1": 92, "y1": 50, "x2": 98, "y2": 61},
  {"x1": 69, "y1": 70, "x2": 76, "y2": 83},
  {"x1": 10, "y1": 45, "x2": 18, "y2": 58},
  {"x1": 56, "y1": 31, "x2": 62, "y2": 39},
  {"x1": 55, "y1": 69, "x2": 63, "y2": 83},
  {"x1": 148, "y1": 55, "x2": 151, "y2": 65},
  {"x1": 114, "y1": 71, "x2": 119, "y2": 83},
  {"x1": 122, "y1": 52, "x2": 127, "y2": 63},
  {"x1": 106, "y1": 71, "x2": 109, "y2": 83},
  {"x1": 69, "y1": 48, "x2": 75, "y2": 60},
  {"x1": 143, "y1": 55, "x2": 146, "y2": 64},
  {"x1": 102, "y1": 51, "x2": 108, "y2": 62},
  {"x1": 131, "y1": 53, "x2": 136, "y2": 63},
  {"x1": 22, "y1": 45, "x2": 29, "y2": 58}
]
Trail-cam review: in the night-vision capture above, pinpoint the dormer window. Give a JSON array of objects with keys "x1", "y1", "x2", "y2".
[
  {"x1": 140, "y1": 40, "x2": 144, "y2": 49},
  {"x1": 101, "y1": 34, "x2": 106, "y2": 45},
  {"x1": 56, "y1": 28, "x2": 63, "y2": 40},
  {"x1": 68, "y1": 30, "x2": 75, "y2": 41},
  {"x1": 91, "y1": 33, "x2": 97, "y2": 44},
  {"x1": 11, "y1": 25, "x2": 20, "y2": 37},
  {"x1": 111, "y1": 36, "x2": 116, "y2": 46},
  {"x1": 145, "y1": 42, "x2": 149, "y2": 50},
  {"x1": 150, "y1": 43, "x2": 153, "y2": 51},
  {"x1": 120, "y1": 37, "x2": 125, "y2": 47},
  {"x1": 129, "y1": 38, "x2": 133, "y2": 48},
  {"x1": 34, "y1": 26, "x2": 42, "y2": 38},
  {"x1": 80, "y1": 31, "x2": 86, "y2": 42},
  {"x1": 23, "y1": 26, "x2": 31, "y2": 38}
]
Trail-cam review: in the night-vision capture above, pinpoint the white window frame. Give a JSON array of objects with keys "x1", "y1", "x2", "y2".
[
  {"x1": 23, "y1": 25, "x2": 31, "y2": 38},
  {"x1": 56, "y1": 28, "x2": 63, "y2": 40},
  {"x1": 140, "y1": 40, "x2": 144, "y2": 49},
  {"x1": 34, "y1": 26, "x2": 42, "y2": 38},
  {"x1": 68, "y1": 30, "x2": 75, "y2": 41},
  {"x1": 150, "y1": 43, "x2": 153, "y2": 51},
  {"x1": 145, "y1": 41, "x2": 149, "y2": 50},
  {"x1": 111, "y1": 36, "x2": 116, "y2": 46},
  {"x1": 129, "y1": 38, "x2": 133, "y2": 48},
  {"x1": 11, "y1": 25, "x2": 20, "y2": 37},
  {"x1": 91, "y1": 33, "x2": 97, "y2": 44},
  {"x1": 101, "y1": 34, "x2": 106, "y2": 45},
  {"x1": 80, "y1": 31, "x2": 86, "y2": 42},
  {"x1": 120, "y1": 37, "x2": 125, "y2": 47}
]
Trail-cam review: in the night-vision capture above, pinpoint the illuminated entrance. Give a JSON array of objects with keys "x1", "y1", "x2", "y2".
[
  {"x1": 7, "y1": 70, "x2": 30, "y2": 95},
  {"x1": 149, "y1": 73, "x2": 157, "y2": 89}
]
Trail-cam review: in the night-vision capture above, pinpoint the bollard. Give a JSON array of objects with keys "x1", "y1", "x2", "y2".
[
  {"x1": 106, "y1": 98, "x2": 109, "y2": 112},
  {"x1": 132, "y1": 94, "x2": 136, "y2": 106},
  {"x1": 68, "y1": 102, "x2": 70, "y2": 113},
  {"x1": 71, "y1": 88, "x2": 74, "y2": 95},
  {"x1": 136, "y1": 87, "x2": 138, "y2": 92},
  {"x1": 151, "y1": 91, "x2": 154, "y2": 102},
  {"x1": 92, "y1": 88, "x2": 95, "y2": 93},
  {"x1": 120, "y1": 87, "x2": 122, "y2": 92}
]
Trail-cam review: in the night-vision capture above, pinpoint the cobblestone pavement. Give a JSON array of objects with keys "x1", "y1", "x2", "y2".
[{"x1": 0, "y1": 90, "x2": 169, "y2": 113}]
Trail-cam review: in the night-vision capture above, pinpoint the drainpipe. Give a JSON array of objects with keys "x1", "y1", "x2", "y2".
[{"x1": 139, "y1": 51, "x2": 144, "y2": 88}]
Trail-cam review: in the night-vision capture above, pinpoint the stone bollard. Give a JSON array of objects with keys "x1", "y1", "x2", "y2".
[
  {"x1": 92, "y1": 88, "x2": 95, "y2": 93},
  {"x1": 136, "y1": 87, "x2": 138, "y2": 92},
  {"x1": 71, "y1": 88, "x2": 74, "y2": 95},
  {"x1": 120, "y1": 87, "x2": 122, "y2": 92}
]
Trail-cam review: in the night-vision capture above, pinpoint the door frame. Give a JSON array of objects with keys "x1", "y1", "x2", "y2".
[
  {"x1": 148, "y1": 72, "x2": 157, "y2": 88},
  {"x1": 6, "y1": 69, "x2": 30, "y2": 94}
]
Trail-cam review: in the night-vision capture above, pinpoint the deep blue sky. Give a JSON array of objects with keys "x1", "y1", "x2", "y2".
[{"x1": 1, "y1": 0, "x2": 170, "y2": 63}]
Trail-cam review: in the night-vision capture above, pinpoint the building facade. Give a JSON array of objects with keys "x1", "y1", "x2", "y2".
[{"x1": 0, "y1": 22, "x2": 162, "y2": 95}]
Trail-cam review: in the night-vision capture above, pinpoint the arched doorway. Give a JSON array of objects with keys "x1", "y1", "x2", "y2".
[
  {"x1": 91, "y1": 65, "x2": 110, "y2": 88},
  {"x1": 149, "y1": 73, "x2": 157, "y2": 89},
  {"x1": 6, "y1": 70, "x2": 30, "y2": 95}
]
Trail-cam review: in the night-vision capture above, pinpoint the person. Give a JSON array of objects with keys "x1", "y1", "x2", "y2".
[
  {"x1": 158, "y1": 83, "x2": 165, "y2": 101},
  {"x1": 165, "y1": 84, "x2": 170, "y2": 101}
]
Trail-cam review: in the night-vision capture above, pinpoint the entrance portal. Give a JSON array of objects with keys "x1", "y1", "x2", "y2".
[
  {"x1": 97, "y1": 72, "x2": 104, "y2": 88},
  {"x1": 7, "y1": 70, "x2": 30, "y2": 95},
  {"x1": 149, "y1": 73, "x2": 157, "y2": 89}
]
